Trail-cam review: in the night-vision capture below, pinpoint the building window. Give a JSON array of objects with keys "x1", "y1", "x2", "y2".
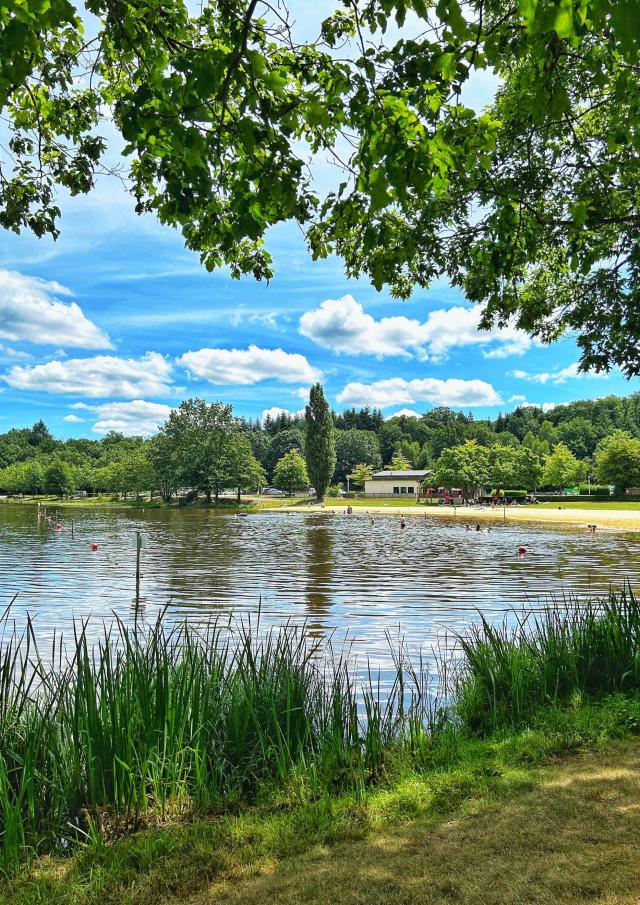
[
  {"x1": 393, "y1": 486, "x2": 400, "y2": 494},
  {"x1": 400, "y1": 486, "x2": 407, "y2": 493}
]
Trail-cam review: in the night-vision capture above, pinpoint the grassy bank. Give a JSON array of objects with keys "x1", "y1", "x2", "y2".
[
  {"x1": 538, "y1": 500, "x2": 640, "y2": 510},
  {"x1": 2, "y1": 588, "x2": 640, "y2": 900},
  {"x1": 3, "y1": 696, "x2": 640, "y2": 905},
  {"x1": 0, "y1": 495, "x2": 302, "y2": 511}
]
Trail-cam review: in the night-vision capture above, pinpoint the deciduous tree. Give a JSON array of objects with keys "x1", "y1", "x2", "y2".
[
  {"x1": 44, "y1": 459, "x2": 74, "y2": 498},
  {"x1": 224, "y1": 434, "x2": 267, "y2": 502},
  {"x1": 594, "y1": 431, "x2": 640, "y2": 491},
  {"x1": 541, "y1": 444, "x2": 585, "y2": 490},
  {"x1": 347, "y1": 463, "x2": 374, "y2": 490},
  {"x1": 158, "y1": 399, "x2": 233, "y2": 502},
  {"x1": 433, "y1": 440, "x2": 489, "y2": 504},
  {"x1": 4, "y1": 3, "x2": 640, "y2": 371},
  {"x1": 273, "y1": 449, "x2": 308, "y2": 497},
  {"x1": 334, "y1": 430, "x2": 381, "y2": 483}
]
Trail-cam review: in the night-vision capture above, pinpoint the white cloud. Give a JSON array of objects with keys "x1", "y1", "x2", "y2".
[
  {"x1": 336, "y1": 377, "x2": 502, "y2": 408},
  {"x1": 508, "y1": 394, "x2": 527, "y2": 403},
  {"x1": 178, "y1": 345, "x2": 322, "y2": 385},
  {"x1": 510, "y1": 362, "x2": 608, "y2": 385},
  {"x1": 82, "y1": 400, "x2": 172, "y2": 436},
  {"x1": 0, "y1": 343, "x2": 31, "y2": 361},
  {"x1": 293, "y1": 386, "x2": 313, "y2": 401},
  {"x1": 4, "y1": 352, "x2": 174, "y2": 397},
  {"x1": 261, "y1": 406, "x2": 305, "y2": 422},
  {"x1": 387, "y1": 408, "x2": 422, "y2": 419},
  {"x1": 0, "y1": 270, "x2": 112, "y2": 349},
  {"x1": 63, "y1": 414, "x2": 85, "y2": 423},
  {"x1": 299, "y1": 295, "x2": 533, "y2": 361}
]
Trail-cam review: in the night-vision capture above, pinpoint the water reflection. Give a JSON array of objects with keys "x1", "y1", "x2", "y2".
[
  {"x1": 305, "y1": 516, "x2": 334, "y2": 640},
  {"x1": 1, "y1": 503, "x2": 639, "y2": 670}
]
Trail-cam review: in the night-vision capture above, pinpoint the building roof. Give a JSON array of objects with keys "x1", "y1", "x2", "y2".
[{"x1": 368, "y1": 470, "x2": 431, "y2": 481}]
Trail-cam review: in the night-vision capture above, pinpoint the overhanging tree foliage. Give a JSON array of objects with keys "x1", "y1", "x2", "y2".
[{"x1": 3, "y1": 1, "x2": 640, "y2": 372}]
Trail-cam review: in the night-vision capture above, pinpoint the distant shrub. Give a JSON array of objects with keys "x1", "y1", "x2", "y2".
[{"x1": 578, "y1": 484, "x2": 611, "y2": 495}]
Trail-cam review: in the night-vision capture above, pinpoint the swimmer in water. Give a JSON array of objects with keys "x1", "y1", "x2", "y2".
[
  {"x1": 475, "y1": 523, "x2": 481, "y2": 532},
  {"x1": 400, "y1": 518, "x2": 406, "y2": 529}
]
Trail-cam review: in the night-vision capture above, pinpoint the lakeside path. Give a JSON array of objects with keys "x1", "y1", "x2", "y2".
[{"x1": 285, "y1": 501, "x2": 640, "y2": 532}]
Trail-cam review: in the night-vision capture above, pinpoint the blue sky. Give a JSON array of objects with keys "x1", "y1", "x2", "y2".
[{"x1": 0, "y1": 6, "x2": 637, "y2": 437}]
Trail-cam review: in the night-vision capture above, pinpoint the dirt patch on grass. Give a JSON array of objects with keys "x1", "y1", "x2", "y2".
[{"x1": 193, "y1": 742, "x2": 640, "y2": 905}]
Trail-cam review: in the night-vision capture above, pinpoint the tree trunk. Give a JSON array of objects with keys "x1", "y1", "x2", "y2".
[{"x1": 237, "y1": 487, "x2": 241, "y2": 503}]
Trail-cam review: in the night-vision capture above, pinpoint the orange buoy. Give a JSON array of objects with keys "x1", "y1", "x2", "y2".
[
  {"x1": 90, "y1": 543, "x2": 98, "y2": 552},
  {"x1": 517, "y1": 545, "x2": 527, "y2": 555}
]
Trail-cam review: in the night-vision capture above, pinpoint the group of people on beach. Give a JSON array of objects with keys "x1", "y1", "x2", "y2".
[{"x1": 333, "y1": 504, "x2": 598, "y2": 536}]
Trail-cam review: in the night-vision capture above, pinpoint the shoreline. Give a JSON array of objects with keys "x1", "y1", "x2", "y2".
[
  {"x1": 287, "y1": 501, "x2": 640, "y2": 532},
  {"x1": 3, "y1": 495, "x2": 640, "y2": 532}
]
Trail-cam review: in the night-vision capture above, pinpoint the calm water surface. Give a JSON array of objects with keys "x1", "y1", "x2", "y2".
[{"x1": 0, "y1": 504, "x2": 639, "y2": 668}]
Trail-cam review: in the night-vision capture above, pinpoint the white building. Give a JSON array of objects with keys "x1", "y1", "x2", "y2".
[{"x1": 363, "y1": 470, "x2": 431, "y2": 498}]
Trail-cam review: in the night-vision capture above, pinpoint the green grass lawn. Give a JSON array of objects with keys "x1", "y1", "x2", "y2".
[
  {"x1": 3, "y1": 696, "x2": 640, "y2": 905},
  {"x1": 537, "y1": 500, "x2": 640, "y2": 510},
  {"x1": 0, "y1": 494, "x2": 153, "y2": 509},
  {"x1": 321, "y1": 497, "x2": 428, "y2": 508},
  {"x1": 0, "y1": 495, "x2": 307, "y2": 511}
]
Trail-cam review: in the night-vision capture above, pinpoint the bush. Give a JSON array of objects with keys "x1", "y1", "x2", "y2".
[
  {"x1": 536, "y1": 493, "x2": 612, "y2": 502},
  {"x1": 578, "y1": 484, "x2": 611, "y2": 495}
]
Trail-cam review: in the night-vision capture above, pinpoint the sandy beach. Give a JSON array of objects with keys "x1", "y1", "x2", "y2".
[{"x1": 286, "y1": 502, "x2": 640, "y2": 532}]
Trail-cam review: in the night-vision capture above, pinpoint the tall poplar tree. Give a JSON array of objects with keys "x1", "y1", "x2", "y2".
[{"x1": 305, "y1": 384, "x2": 336, "y2": 502}]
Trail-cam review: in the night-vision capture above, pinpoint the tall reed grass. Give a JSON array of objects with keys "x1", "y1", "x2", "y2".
[
  {"x1": 0, "y1": 612, "x2": 433, "y2": 870},
  {"x1": 455, "y1": 585, "x2": 640, "y2": 733},
  {"x1": 1, "y1": 585, "x2": 640, "y2": 869}
]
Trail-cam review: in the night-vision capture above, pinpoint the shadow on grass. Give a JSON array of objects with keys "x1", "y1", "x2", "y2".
[
  {"x1": 7, "y1": 730, "x2": 631, "y2": 905},
  {"x1": 202, "y1": 741, "x2": 640, "y2": 905}
]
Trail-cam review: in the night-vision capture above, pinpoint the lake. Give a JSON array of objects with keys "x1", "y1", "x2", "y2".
[{"x1": 1, "y1": 503, "x2": 639, "y2": 672}]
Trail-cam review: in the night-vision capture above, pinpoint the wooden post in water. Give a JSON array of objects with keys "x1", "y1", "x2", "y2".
[
  {"x1": 71, "y1": 517, "x2": 74, "y2": 539},
  {"x1": 135, "y1": 531, "x2": 142, "y2": 602}
]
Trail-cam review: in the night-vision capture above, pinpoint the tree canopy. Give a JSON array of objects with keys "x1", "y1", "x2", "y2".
[
  {"x1": 273, "y1": 448, "x2": 308, "y2": 495},
  {"x1": 594, "y1": 430, "x2": 640, "y2": 491},
  {"x1": 541, "y1": 442, "x2": 585, "y2": 489},
  {"x1": 3, "y1": 1, "x2": 640, "y2": 372},
  {"x1": 433, "y1": 439, "x2": 489, "y2": 502}
]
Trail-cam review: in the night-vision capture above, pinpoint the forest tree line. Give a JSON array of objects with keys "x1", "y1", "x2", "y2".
[{"x1": 2, "y1": 392, "x2": 640, "y2": 499}]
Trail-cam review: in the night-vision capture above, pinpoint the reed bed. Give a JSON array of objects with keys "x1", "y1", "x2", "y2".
[
  {"x1": 0, "y1": 612, "x2": 433, "y2": 870},
  {"x1": 455, "y1": 584, "x2": 640, "y2": 733},
  {"x1": 1, "y1": 585, "x2": 640, "y2": 869}
]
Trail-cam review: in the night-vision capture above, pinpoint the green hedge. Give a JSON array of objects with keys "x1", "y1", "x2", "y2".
[
  {"x1": 536, "y1": 494, "x2": 612, "y2": 503},
  {"x1": 578, "y1": 484, "x2": 610, "y2": 495}
]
